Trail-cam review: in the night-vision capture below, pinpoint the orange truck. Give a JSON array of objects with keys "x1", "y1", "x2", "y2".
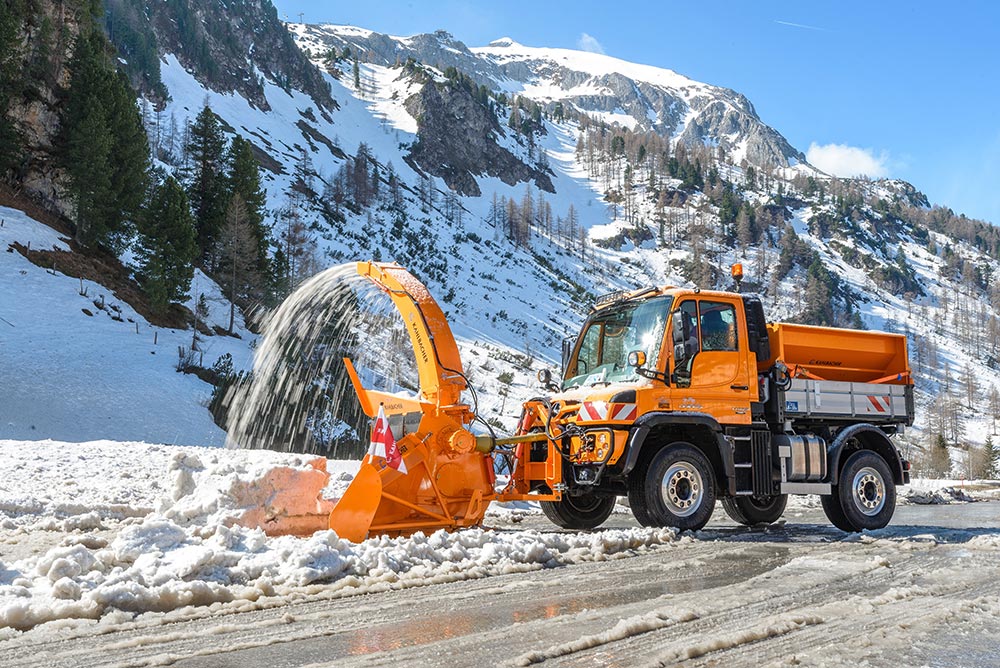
[
  {"x1": 329, "y1": 263, "x2": 913, "y2": 541},
  {"x1": 505, "y1": 284, "x2": 913, "y2": 533}
]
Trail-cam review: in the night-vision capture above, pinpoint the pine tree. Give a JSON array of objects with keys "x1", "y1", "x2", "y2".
[
  {"x1": 983, "y1": 435, "x2": 998, "y2": 480},
  {"x1": 105, "y1": 69, "x2": 150, "y2": 237},
  {"x1": 136, "y1": 175, "x2": 198, "y2": 313},
  {"x1": 0, "y1": 0, "x2": 23, "y2": 175},
  {"x1": 61, "y1": 30, "x2": 150, "y2": 251},
  {"x1": 186, "y1": 103, "x2": 228, "y2": 264},
  {"x1": 929, "y1": 433, "x2": 952, "y2": 479},
  {"x1": 226, "y1": 136, "x2": 269, "y2": 274},
  {"x1": 63, "y1": 32, "x2": 115, "y2": 248}
]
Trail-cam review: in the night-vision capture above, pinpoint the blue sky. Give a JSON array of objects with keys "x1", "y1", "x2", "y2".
[{"x1": 273, "y1": 1, "x2": 1000, "y2": 224}]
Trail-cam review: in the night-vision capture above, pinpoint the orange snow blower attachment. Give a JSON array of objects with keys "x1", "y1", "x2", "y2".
[{"x1": 328, "y1": 262, "x2": 494, "y2": 542}]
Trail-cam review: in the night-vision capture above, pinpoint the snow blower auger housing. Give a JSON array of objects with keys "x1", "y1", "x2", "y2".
[{"x1": 328, "y1": 262, "x2": 495, "y2": 542}]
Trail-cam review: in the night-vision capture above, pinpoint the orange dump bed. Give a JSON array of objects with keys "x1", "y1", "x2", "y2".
[{"x1": 765, "y1": 323, "x2": 911, "y2": 385}]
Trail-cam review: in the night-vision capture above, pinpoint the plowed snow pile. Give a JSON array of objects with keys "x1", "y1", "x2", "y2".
[{"x1": 0, "y1": 440, "x2": 676, "y2": 635}]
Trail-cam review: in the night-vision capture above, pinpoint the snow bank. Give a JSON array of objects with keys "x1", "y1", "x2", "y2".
[
  {"x1": 0, "y1": 520, "x2": 677, "y2": 633},
  {"x1": 0, "y1": 439, "x2": 678, "y2": 633}
]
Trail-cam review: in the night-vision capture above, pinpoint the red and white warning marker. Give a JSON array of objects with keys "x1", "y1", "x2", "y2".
[{"x1": 368, "y1": 404, "x2": 408, "y2": 474}]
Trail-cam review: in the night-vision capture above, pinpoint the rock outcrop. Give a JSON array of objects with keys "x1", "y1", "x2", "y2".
[{"x1": 404, "y1": 80, "x2": 553, "y2": 196}]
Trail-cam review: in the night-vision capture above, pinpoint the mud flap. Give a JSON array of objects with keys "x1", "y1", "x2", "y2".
[{"x1": 328, "y1": 461, "x2": 383, "y2": 543}]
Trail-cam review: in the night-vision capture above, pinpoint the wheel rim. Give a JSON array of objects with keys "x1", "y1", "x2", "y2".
[
  {"x1": 570, "y1": 495, "x2": 605, "y2": 513},
  {"x1": 661, "y1": 461, "x2": 703, "y2": 517},
  {"x1": 852, "y1": 466, "x2": 886, "y2": 516},
  {"x1": 748, "y1": 495, "x2": 777, "y2": 510}
]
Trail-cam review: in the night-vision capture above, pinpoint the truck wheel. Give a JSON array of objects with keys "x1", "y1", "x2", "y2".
[
  {"x1": 825, "y1": 450, "x2": 896, "y2": 532},
  {"x1": 540, "y1": 494, "x2": 616, "y2": 530},
  {"x1": 627, "y1": 454, "x2": 655, "y2": 527},
  {"x1": 820, "y1": 493, "x2": 851, "y2": 531},
  {"x1": 642, "y1": 443, "x2": 716, "y2": 531},
  {"x1": 721, "y1": 495, "x2": 787, "y2": 526}
]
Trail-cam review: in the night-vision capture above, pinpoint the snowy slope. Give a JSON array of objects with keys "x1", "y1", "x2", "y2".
[
  {"x1": 0, "y1": 207, "x2": 251, "y2": 446},
  {"x1": 7, "y1": 16, "x2": 998, "y2": 459}
]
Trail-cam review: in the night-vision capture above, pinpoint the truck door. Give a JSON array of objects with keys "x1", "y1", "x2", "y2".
[{"x1": 671, "y1": 298, "x2": 752, "y2": 424}]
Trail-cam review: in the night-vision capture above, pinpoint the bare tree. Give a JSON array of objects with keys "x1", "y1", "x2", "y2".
[{"x1": 216, "y1": 196, "x2": 260, "y2": 334}]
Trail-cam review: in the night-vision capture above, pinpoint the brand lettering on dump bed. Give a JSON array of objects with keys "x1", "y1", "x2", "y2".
[{"x1": 808, "y1": 359, "x2": 843, "y2": 366}]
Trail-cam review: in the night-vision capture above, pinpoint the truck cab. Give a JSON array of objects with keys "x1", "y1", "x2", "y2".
[{"x1": 510, "y1": 285, "x2": 913, "y2": 534}]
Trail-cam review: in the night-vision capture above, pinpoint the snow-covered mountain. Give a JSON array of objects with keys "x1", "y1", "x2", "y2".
[
  {"x1": 292, "y1": 26, "x2": 803, "y2": 168},
  {"x1": 5, "y1": 8, "x2": 1000, "y2": 472}
]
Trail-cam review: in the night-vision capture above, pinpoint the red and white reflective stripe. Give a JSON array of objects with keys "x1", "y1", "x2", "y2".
[
  {"x1": 611, "y1": 403, "x2": 638, "y2": 421},
  {"x1": 578, "y1": 402, "x2": 637, "y2": 422},
  {"x1": 579, "y1": 401, "x2": 608, "y2": 421},
  {"x1": 866, "y1": 396, "x2": 892, "y2": 413}
]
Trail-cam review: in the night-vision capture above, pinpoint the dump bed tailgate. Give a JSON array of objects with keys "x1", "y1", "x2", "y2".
[{"x1": 783, "y1": 378, "x2": 913, "y2": 425}]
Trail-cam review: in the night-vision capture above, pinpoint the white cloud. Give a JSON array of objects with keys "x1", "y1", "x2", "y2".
[
  {"x1": 806, "y1": 142, "x2": 890, "y2": 178},
  {"x1": 577, "y1": 33, "x2": 605, "y2": 55}
]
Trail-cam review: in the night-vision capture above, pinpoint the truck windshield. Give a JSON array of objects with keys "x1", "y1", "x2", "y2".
[{"x1": 564, "y1": 296, "x2": 673, "y2": 389}]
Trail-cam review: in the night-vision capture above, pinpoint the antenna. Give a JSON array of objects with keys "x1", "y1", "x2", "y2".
[{"x1": 298, "y1": 12, "x2": 304, "y2": 24}]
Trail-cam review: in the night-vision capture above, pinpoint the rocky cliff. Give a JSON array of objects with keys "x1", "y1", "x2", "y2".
[{"x1": 404, "y1": 77, "x2": 553, "y2": 196}]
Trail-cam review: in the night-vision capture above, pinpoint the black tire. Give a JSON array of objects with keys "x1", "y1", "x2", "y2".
[
  {"x1": 820, "y1": 493, "x2": 852, "y2": 531},
  {"x1": 540, "y1": 493, "x2": 616, "y2": 530},
  {"x1": 639, "y1": 443, "x2": 716, "y2": 531},
  {"x1": 825, "y1": 450, "x2": 897, "y2": 532},
  {"x1": 627, "y1": 458, "x2": 655, "y2": 527},
  {"x1": 721, "y1": 494, "x2": 787, "y2": 526}
]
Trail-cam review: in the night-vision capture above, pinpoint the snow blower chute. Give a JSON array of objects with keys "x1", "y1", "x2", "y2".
[{"x1": 328, "y1": 262, "x2": 496, "y2": 542}]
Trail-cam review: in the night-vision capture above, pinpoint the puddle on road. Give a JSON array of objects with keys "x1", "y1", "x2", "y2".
[
  {"x1": 300, "y1": 545, "x2": 789, "y2": 659},
  {"x1": 176, "y1": 544, "x2": 792, "y2": 667}
]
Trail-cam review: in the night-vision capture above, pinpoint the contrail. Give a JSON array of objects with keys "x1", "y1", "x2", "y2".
[{"x1": 774, "y1": 20, "x2": 830, "y2": 32}]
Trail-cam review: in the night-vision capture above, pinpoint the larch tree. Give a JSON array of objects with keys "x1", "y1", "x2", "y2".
[
  {"x1": 215, "y1": 196, "x2": 260, "y2": 334},
  {"x1": 226, "y1": 136, "x2": 270, "y2": 277}
]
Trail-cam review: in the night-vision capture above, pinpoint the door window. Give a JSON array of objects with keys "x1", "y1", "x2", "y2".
[{"x1": 700, "y1": 302, "x2": 738, "y2": 351}]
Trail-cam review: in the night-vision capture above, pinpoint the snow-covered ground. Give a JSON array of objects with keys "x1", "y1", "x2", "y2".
[
  {"x1": 2, "y1": 438, "x2": 998, "y2": 640},
  {"x1": 0, "y1": 439, "x2": 677, "y2": 636},
  {"x1": 0, "y1": 438, "x2": 998, "y2": 666}
]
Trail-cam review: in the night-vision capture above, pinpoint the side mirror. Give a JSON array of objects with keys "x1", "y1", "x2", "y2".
[
  {"x1": 627, "y1": 350, "x2": 646, "y2": 368},
  {"x1": 537, "y1": 368, "x2": 560, "y2": 392},
  {"x1": 561, "y1": 336, "x2": 574, "y2": 377}
]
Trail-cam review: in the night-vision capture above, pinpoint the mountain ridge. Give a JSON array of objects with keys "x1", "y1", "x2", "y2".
[{"x1": 293, "y1": 24, "x2": 805, "y2": 168}]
